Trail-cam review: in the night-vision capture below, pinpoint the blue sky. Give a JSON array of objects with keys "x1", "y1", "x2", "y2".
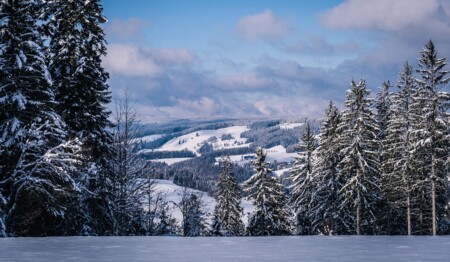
[{"x1": 102, "y1": 0, "x2": 450, "y2": 121}]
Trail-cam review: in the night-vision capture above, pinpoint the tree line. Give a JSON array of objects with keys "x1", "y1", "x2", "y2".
[{"x1": 203, "y1": 40, "x2": 450, "y2": 237}]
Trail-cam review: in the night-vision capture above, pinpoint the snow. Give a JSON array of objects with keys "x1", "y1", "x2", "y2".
[
  {"x1": 152, "y1": 179, "x2": 253, "y2": 225},
  {"x1": 265, "y1": 145, "x2": 297, "y2": 163},
  {"x1": 214, "y1": 146, "x2": 299, "y2": 167},
  {"x1": 1, "y1": 236, "x2": 450, "y2": 261},
  {"x1": 273, "y1": 167, "x2": 292, "y2": 177},
  {"x1": 156, "y1": 126, "x2": 250, "y2": 155},
  {"x1": 152, "y1": 179, "x2": 213, "y2": 222},
  {"x1": 279, "y1": 122, "x2": 304, "y2": 129},
  {"x1": 149, "y1": 157, "x2": 192, "y2": 165},
  {"x1": 132, "y1": 134, "x2": 164, "y2": 144}
]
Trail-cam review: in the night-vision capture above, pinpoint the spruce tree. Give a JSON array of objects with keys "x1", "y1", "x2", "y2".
[
  {"x1": 384, "y1": 62, "x2": 417, "y2": 235},
  {"x1": 337, "y1": 79, "x2": 381, "y2": 235},
  {"x1": 0, "y1": 0, "x2": 79, "y2": 236},
  {"x1": 244, "y1": 147, "x2": 292, "y2": 236},
  {"x1": 155, "y1": 199, "x2": 177, "y2": 236},
  {"x1": 211, "y1": 156, "x2": 244, "y2": 236},
  {"x1": 182, "y1": 193, "x2": 207, "y2": 237},
  {"x1": 290, "y1": 122, "x2": 315, "y2": 235},
  {"x1": 412, "y1": 40, "x2": 449, "y2": 235},
  {"x1": 310, "y1": 101, "x2": 347, "y2": 235},
  {"x1": 374, "y1": 80, "x2": 395, "y2": 234},
  {"x1": 45, "y1": 0, "x2": 113, "y2": 235}
]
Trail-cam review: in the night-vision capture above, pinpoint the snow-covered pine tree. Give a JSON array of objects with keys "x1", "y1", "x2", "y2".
[
  {"x1": 337, "y1": 79, "x2": 381, "y2": 235},
  {"x1": 374, "y1": 80, "x2": 396, "y2": 234},
  {"x1": 0, "y1": 0, "x2": 81, "y2": 236},
  {"x1": 411, "y1": 40, "x2": 449, "y2": 235},
  {"x1": 179, "y1": 192, "x2": 207, "y2": 237},
  {"x1": 375, "y1": 81, "x2": 392, "y2": 149},
  {"x1": 211, "y1": 155, "x2": 244, "y2": 236},
  {"x1": 244, "y1": 147, "x2": 292, "y2": 236},
  {"x1": 45, "y1": 0, "x2": 113, "y2": 235},
  {"x1": 110, "y1": 92, "x2": 151, "y2": 236},
  {"x1": 46, "y1": 0, "x2": 111, "y2": 154},
  {"x1": 289, "y1": 122, "x2": 315, "y2": 235},
  {"x1": 309, "y1": 101, "x2": 348, "y2": 235},
  {"x1": 383, "y1": 62, "x2": 417, "y2": 235},
  {"x1": 155, "y1": 199, "x2": 177, "y2": 236}
]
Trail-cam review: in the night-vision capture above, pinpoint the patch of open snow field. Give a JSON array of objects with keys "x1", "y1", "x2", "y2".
[{"x1": 1, "y1": 236, "x2": 450, "y2": 262}]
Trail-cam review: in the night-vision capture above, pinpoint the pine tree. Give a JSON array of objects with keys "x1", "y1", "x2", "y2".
[
  {"x1": 179, "y1": 192, "x2": 207, "y2": 237},
  {"x1": 290, "y1": 122, "x2": 315, "y2": 235},
  {"x1": 374, "y1": 80, "x2": 395, "y2": 234},
  {"x1": 45, "y1": 0, "x2": 113, "y2": 235},
  {"x1": 375, "y1": 81, "x2": 392, "y2": 146},
  {"x1": 0, "y1": 0, "x2": 80, "y2": 236},
  {"x1": 309, "y1": 101, "x2": 347, "y2": 235},
  {"x1": 211, "y1": 156, "x2": 244, "y2": 236},
  {"x1": 46, "y1": 0, "x2": 111, "y2": 150},
  {"x1": 411, "y1": 40, "x2": 449, "y2": 235},
  {"x1": 155, "y1": 199, "x2": 177, "y2": 236},
  {"x1": 244, "y1": 147, "x2": 292, "y2": 236},
  {"x1": 383, "y1": 62, "x2": 417, "y2": 235},
  {"x1": 337, "y1": 79, "x2": 381, "y2": 235}
]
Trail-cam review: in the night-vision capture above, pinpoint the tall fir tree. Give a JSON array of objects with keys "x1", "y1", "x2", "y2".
[
  {"x1": 244, "y1": 147, "x2": 292, "y2": 236},
  {"x1": 411, "y1": 40, "x2": 449, "y2": 235},
  {"x1": 309, "y1": 101, "x2": 348, "y2": 235},
  {"x1": 45, "y1": 0, "x2": 113, "y2": 235},
  {"x1": 289, "y1": 122, "x2": 316, "y2": 235},
  {"x1": 0, "y1": 0, "x2": 80, "y2": 236},
  {"x1": 337, "y1": 79, "x2": 381, "y2": 235},
  {"x1": 384, "y1": 62, "x2": 417, "y2": 235},
  {"x1": 211, "y1": 156, "x2": 244, "y2": 236},
  {"x1": 374, "y1": 80, "x2": 395, "y2": 234}
]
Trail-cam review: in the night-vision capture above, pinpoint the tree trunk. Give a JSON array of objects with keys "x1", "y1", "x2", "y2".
[
  {"x1": 407, "y1": 194, "x2": 411, "y2": 236},
  {"x1": 431, "y1": 157, "x2": 436, "y2": 236},
  {"x1": 356, "y1": 203, "x2": 361, "y2": 235}
]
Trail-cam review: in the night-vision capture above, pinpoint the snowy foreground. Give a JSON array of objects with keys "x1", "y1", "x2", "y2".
[{"x1": 1, "y1": 236, "x2": 450, "y2": 261}]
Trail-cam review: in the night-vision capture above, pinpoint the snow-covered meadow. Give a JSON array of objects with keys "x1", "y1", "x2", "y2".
[{"x1": 1, "y1": 236, "x2": 449, "y2": 261}]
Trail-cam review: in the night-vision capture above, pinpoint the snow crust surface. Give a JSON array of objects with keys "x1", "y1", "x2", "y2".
[{"x1": 1, "y1": 236, "x2": 449, "y2": 262}]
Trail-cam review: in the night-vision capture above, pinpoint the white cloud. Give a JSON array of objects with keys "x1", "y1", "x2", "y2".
[
  {"x1": 104, "y1": 44, "x2": 196, "y2": 77},
  {"x1": 106, "y1": 18, "x2": 151, "y2": 40},
  {"x1": 236, "y1": 9, "x2": 290, "y2": 42},
  {"x1": 321, "y1": 0, "x2": 444, "y2": 31},
  {"x1": 216, "y1": 73, "x2": 273, "y2": 90}
]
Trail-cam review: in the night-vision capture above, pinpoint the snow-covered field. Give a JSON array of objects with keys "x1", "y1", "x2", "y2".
[
  {"x1": 152, "y1": 179, "x2": 254, "y2": 224},
  {"x1": 156, "y1": 125, "x2": 250, "y2": 155},
  {"x1": 215, "y1": 145, "x2": 299, "y2": 167},
  {"x1": 1, "y1": 236, "x2": 449, "y2": 261},
  {"x1": 149, "y1": 157, "x2": 193, "y2": 165},
  {"x1": 279, "y1": 122, "x2": 304, "y2": 129},
  {"x1": 132, "y1": 134, "x2": 164, "y2": 143},
  {"x1": 265, "y1": 145, "x2": 298, "y2": 163}
]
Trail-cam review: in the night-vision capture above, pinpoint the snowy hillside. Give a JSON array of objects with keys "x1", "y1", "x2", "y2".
[
  {"x1": 133, "y1": 134, "x2": 164, "y2": 143},
  {"x1": 279, "y1": 122, "x2": 304, "y2": 129},
  {"x1": 155, "y1": 125, "x2": 250, "y2": 155},
  {"x1": 152, "y1": 179, "x2": 254, "y2": 224},
  {"x1": 216, "y1": 145, "x2": 299, "y2": 167}
]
